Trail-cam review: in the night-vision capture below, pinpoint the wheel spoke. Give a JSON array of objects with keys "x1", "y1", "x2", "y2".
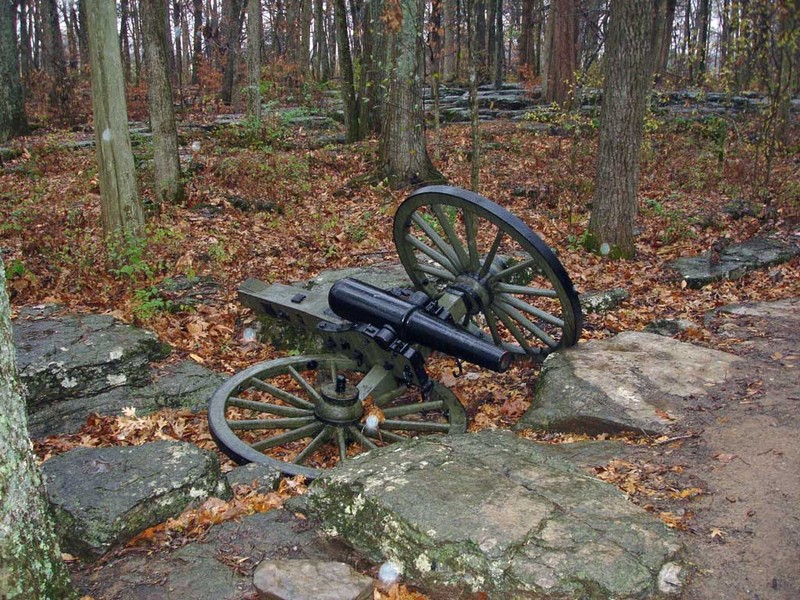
[
  {"x1": 488, "y1": 258, "x2": 538, "y2": 283},
  {"x1": 432, "y1": 205, "x2": 469, "y2": 269},
  {"x1": 251, "y1": 422, "x2": 324, "y2": 451},
  {"x1": 481, "y1": 309, "x2": 503, "y2": 346},
  {"x1": 248, "y1": 378, "x2": 315, "y2": 409},
  {"x1": 347, "y1": 425, "x2": 379, "y2": 450},
  {"x1": 493, "y1": 306, "x2": 534, "y2": 354},
  {"x1": 228, "y1": 416, "x2": 317, "y2": 430},
  {"x1": 381, "y1": 400, "x2": 444, "y2": 418},
  {"x1": 369, "y1": 428, "x2": 407, "y2": 443},
  {"x1": 293, "y1": 426, "x2": 333, "y2": 465},
  {"x1": 405, "y1": 234, "x2": 459, "y2": 274},
  {"x1": 227, "y1": 397, "x2": 313, "y2": 417},
  {"x1": 416, "y1": 262, "x2": 456, "y2": 282},
  {"x1": 411, "y1": 213, "x2": 464, "y2": 271},
  {"x1": 336, "y1": 427, "x2": 348, "y2": 461},
  {"x1": 463, "y1": 210, "x2": 480, "y2": 271},
  {"x1": 500, "y1": 294, "x2": 565, "y2": 328},
  {"x1": 478, "y1": 228, "x2": 505, "y2": 278},
  {"x1": 494, "y1": 282, "x2": 558, "y2": 298},
  {"x1": 494, "y1": 301, "x2": 558, "y2": 348},
  {"x1": 287, "y1": 366, "x2": 324, "y2": 404},
  {"x1": 381, "y1": 419, "x2": 451, "y2": 433}
]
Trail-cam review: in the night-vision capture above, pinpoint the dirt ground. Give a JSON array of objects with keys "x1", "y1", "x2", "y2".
[{"x1": 668, "y1": 299, "x2": 799, "y2": 600}]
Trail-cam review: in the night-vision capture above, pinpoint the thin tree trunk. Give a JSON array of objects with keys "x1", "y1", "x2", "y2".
[
  {"x1": 86, "y1": 0, "x2": 144, "y2": 239},
  {"x1": 18, "y1": 0, "x2": 33, "y2": 78},
  {"x1": 588, "y1": 0, "x2": 655, "y2": 259},
  {"x1": 334, "y1": 0, "x2": 360, "y2": 141},
  {"x1": 192, "y1": 0, "x2": 203, "y2": 84},
  {"x1": 120, "y1": 0, "x2": 132, "y2": 82},
  {"x1": 141, "y1": 0, "x2": 184, "y2": 204},
  {"x1": 1, "y1": 0, "x2": 29, "y2": 141},
  {"x1": 467, "y1": 0, "x2": 480, "y2": 190},
  {"x1": 695, "y1": 0, "x2": 709, "y2": 83},
  {"x1": 493, "y1": 0, "x2": 502, "y2": 88},
  {"x1": 313, "y1": 0, "x2": 330, "y2": 79},
  {"x1": 443, "y1": 0, "x2": 456, "y2": 80},
  {"x1": 41, "y1": 0, "x2": 68, "y2": 106},
  {"x1": 220, "y1": 0, "x2": 242, "y2": 104},
  {"x1": 246, "y1": 0, "x2": 262, "y2": 120}
]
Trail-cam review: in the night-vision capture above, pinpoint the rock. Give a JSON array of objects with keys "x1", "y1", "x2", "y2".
[
  {"x1": 13, "y1": 306, "x2": 170, "y2": 410},
  {"x1": 253, "y1": 560, "x2": 374, "y2": 600},
  {"x1": 298, "y1": 263, "x2": 411, "y2": 295},
  {"x1": 155, "y1": 275, "x2": 221, "y2": 309},
  {"x1": 28, "y1": 359, "x2": 225, "y2": 437},
  {"x1": 516, "y1": 332, "x2": 741, "y2": 435},
  {"x1": 644, "y1": 319, "x2": 697, "y2": 337},
  {"x1": 42, "y1": 441, "x2": 232, "y2": 560},
  {"x1": 70, "y1": 509, "x2": 356, "y2": 599},
  {"x1": 667, "y1": 237, "x2": 799, "y2": 289},
  {"x1": 722, "y1": 198, "x2": 758, "y2": 220},
  {"x1": 227, "y1": 462, "x2": 283, "y2": 493},
  {"x1": 308, "y1": 431, "x2": 680, "y2": 599},
  {"x1": 579, "y1": 288, "x2": 629, "y2": 314}
]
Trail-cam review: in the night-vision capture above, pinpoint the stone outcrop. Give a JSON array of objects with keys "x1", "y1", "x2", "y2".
[{"x1": 308, "y1": 431, "x2": 681, "y2": 599}]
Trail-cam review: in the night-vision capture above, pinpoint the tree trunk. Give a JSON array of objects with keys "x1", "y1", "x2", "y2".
[
  {"x1": 587, "y1": 0, "x2": 655, "y2": 259},
  {"x1": 542, "y1": 0, "x2": 576, "y2": 106},
  {"x1": 0, "y1": 0, "x2": 29, "y2": 142},
  {"x1": 120, "y1": 0, "x2": 133, "y2": 82},
  {"x1": 220, "y1": 0, "x2": 244, "y2": 104},
  {"x1": 41, "y1": 0, "x2": 68, "y2": 106},
  {"x1": 86, "y1": 0, "x2": 145, "y2": 239},
  {"x1": 467, "y1": 0, "x2": 480, "y2": 190},
  {"x1": 443, "y1": 0, "x2": 456, "y2": 80},
  {"x1": 493, "y1": 0, "x2": 502, "y2": 88},
  {"x1": 334, "y1": 0, "x2": 360, "y2": 142},
  {"x1": 0, "y1": 258, "x2": 76, "y2": 600},
  {"x1": 246, "y1": 0, "x2": 262, "y2": 120},
  {"x1": 695, "y1": 0, "x2": 709, "y2": 83},
  {"x1": 192, "y1": 0, "x2": 203, "y2": 84},
  {"x1": 313, "y1": 0, "x2": 330, "y2": 80},
  {"x1": 141, "y1": 0, "x2": 184, "y2": 204},
  {"x1": 379, "y1": 0, "x2": 442, "y2": 187},
  {"x1": 358, "y1": 0, "x2": 384, "y2": 135},
  {"x1": 654, "y1": 0, "x2": 676, "y2": 83}
]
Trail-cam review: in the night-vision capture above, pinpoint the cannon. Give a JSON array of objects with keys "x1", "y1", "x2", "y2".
[{"x1": 208, "y1": 185, "x2": 583, "y2": 478}]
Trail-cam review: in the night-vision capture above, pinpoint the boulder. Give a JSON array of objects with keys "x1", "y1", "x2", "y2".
[
  {"x1": 579, "y1": 288, "x2": 629, "y2": 314},
  {"x1": 226, "y1": 462, "x2": 283, "y2": 494},
  {"x1": 42, "y1": 441, "x2": 232, "y2": 560},
  {"x1": 253, "y1": 560, "x2": 374, "y2": 600},
  {"x1": 13, "y1": 306, "x2": 170, "y2": 409},
  {"x1": 516, "y1": 332, "x2": 741, "y2": 435},
  {"x1": 667, "y1": 237, "x2": 799, "y2": 289},
  {"x1": 308, "y1": 431, "x2": 681, "y2": 599},
  {"x1": 27, "y1": 359, "x2": 225, "y2": 437}
]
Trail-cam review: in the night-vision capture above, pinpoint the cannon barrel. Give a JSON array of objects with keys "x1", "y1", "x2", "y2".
[{"x1": 329, "y1": 278, "x2": 513, "y2": 373}]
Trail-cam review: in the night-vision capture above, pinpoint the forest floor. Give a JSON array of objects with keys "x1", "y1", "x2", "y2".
[{"x1": 2, "y1": 102, "x2": 799, "y2": 598}]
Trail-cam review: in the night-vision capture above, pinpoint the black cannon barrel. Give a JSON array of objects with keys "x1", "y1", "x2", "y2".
[{"x1": 328, "y1": 278, "x2": 513, "y2": 373}]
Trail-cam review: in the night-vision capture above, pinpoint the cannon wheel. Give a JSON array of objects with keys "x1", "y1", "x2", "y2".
[
  {"x1": 208, "y1": 354, "x2": 467, "y2": 478},
  {"x1": 394, "y1": 185, "x2": 582, "y2": 361}
]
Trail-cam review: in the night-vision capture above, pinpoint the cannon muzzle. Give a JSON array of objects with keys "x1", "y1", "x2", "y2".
[{"x1": 329, "y1": 278, "x2": 513, "y2": 373}]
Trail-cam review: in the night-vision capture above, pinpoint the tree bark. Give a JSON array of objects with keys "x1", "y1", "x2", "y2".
[
  {"x1": 442, "y1": 0, "x2": 456, "y2": 80},
  {"x1": 141, "y1": 0, "x2": 184, "y2": 204},
  {"x1": 220, "y1": 0, "x2": 243, "y2": 104},
  {"x1": 334, "y1": 0, "x2": 360, "y2": 141},
  {"x1": 493, "y1": 0, "x2": 503, "y2": 88},
  {"x1": 120, "y1": 0, "x2": 133, "y2": 82},
  {"x1": 246, "y1": 0, "x2": 262, "y2": 120},
  {"x1": 192, "y1": 0, "x2": 203, "y2": 84},
  {"x1": 542, "y1": 0, "x2": 576, "y2": 106},
  {"x1": 379, "y1": 0, "x2": 442, "y2": 187},
  {"x1": 587, "y1": 0, "x2": 655, "y2": 259},
  {"x1": 86, "y1": 0, "x2": 145, "y2": 239},
  {"x1": 0, "y1": 0, "x2": 29, "y2": 142},
  {"x1": 41, "y1": 0, "x2": 68, "y2": 106},
  {"x1": 0, "y1": 258, "x2": 76, "y2": 600},
  {"x1": 313, "y1": 0, "x2": 330, "y2": 80}
]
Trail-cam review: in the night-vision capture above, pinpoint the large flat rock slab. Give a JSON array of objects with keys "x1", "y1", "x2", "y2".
[
  {"x1": 70, "y1": 509, "x2": 357, "y2": 600},
  {"x1": 28, "y1": 359, "x2": 225, "y2": 437},
  {"x1": 667, "y1": 237, "x2": 798, "y2": 288},
  {"x1": 13, "y1": 306, "x2": 170, "y2": 409},
  {"x1": 42, "y1": 441, "x2": 231, "y2": 561},
  {"x1": 253, "y1": 559, "x2": 374, "y2": 600},
  {"x1": 516, "y1": 332, "x2": 742, "y2": 435},
  {"x1": 308, "y1": 431, "x2": 680, "y2": 599}
]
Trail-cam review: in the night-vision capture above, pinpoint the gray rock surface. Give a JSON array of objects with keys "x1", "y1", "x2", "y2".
[
  {"x1": 516, "y1": 332, "x2": 741, "y2": 435},
  {"x1": 298, "y1": 262, "x2": 411, "y2": 294},
  {"x1": 644, "y1": 318, "x2": 697, "y2": 337},
  {"x1": 226, "y1": 462, "x2": 283, "y2": 494},
  {"x1": 308, "y1": 430, "x2": 680, "y2": 599},
  {"x1": 253, "y1": 560, "x2": 374, "y2": 600},
  {"x1": 70, "y1": 509, "x2": 356, "y2": 599},
  {"x1": 14, "y1": 306, "x2": 170, "y2": 409},
  {"x1": 42, "y1": 441, "x2": 232, "y2": 560},
  {"x1": 27, "y1": 359, "x2": 225, "y2": 437},
  {"x1": 579, "y1": 288, "x2": 629, "y2": 314},
  {"x1": 667, "y1": 237, "x2": 799, "y2": 288}
]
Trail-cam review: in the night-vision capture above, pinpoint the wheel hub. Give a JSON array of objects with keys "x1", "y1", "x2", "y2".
[{"x1": 315, "y1": 375, "x2": 363, "y2": 424}]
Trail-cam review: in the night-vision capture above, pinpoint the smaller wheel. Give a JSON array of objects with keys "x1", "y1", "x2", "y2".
[{"x1": 208, "y1": 355, "x2": 466, "y2": 478}]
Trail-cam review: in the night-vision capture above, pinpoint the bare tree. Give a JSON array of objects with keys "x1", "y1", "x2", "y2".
[
  {"x1": 247, "y1": 0, "x2": 262, "y2": 120},
  {"x1": 86, "y1": 0, "x2": 145, "y2": 239},
  {"x1": 542, "y1": 0, "x2": 577, "y2": 105},
  {"x1": 587, "y1": 0, "x2": 656, "y2": 258},
  {"x1": 0, "y1": 0, "x2": 28, "y2": 141}
]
